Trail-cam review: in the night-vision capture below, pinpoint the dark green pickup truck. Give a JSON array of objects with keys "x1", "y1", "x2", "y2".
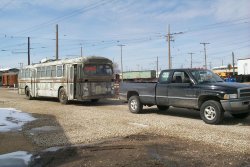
[{"x1": 119, "y1": 69, "x2": 250, "y2": 124}]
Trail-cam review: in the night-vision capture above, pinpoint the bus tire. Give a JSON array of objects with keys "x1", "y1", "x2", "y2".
[
  {"x1": 59, "y1": 88, "x2": 68, "y2": 104},
  {"x1": 25, "y1": 87, "x2": 33, "y2": 100}
]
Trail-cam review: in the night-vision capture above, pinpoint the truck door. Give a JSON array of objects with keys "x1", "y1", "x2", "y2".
[
  {"x1": 168, "y1": 71, "x2": 198, "y2": 108},
  {"x1": 156, "y1": 71, "x2": 171, "y2": 106}
]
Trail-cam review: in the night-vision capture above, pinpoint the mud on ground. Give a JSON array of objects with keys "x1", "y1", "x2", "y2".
[{"x1": 30, "y1": 134, "x2": 250, "y2": 167}]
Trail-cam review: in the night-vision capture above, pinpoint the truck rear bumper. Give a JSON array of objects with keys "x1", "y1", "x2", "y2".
[{"x1": 220, "y1": 99, "x2": 250, "y2": 114}]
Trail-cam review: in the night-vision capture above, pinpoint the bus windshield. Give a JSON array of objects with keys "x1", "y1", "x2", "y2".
[
  {"x1": 191, "y1": 69, "x2": 224, "y2": 84},
  {"x1": 83, "y1": 64, "x2": 113, "y2": 76}
]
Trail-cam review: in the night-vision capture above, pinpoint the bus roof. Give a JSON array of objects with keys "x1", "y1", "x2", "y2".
[{"x1": 23, "y1": 56, "x2": 112, "y2": 69}]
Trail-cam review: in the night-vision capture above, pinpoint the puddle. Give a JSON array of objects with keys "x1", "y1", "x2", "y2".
[{"x1": 0, "y1": 108, "x2": 36, "y2": 132}]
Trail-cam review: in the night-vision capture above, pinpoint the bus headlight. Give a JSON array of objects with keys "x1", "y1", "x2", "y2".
[{"x1": 223, "y1": 94, "x2": 238, "y2": 99}]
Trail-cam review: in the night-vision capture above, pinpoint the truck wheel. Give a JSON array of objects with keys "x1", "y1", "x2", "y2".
[
  {"x1": 128, "y1": 96, "x2": 143, "y2": 114},
  {"x1": 231, "y1": 113, "x2": 249, "y2": 119},
  {"x1": 157, "y1": 105, "x2": 169, "y2": 111},
  {"x1": 59, "y1": 88, "x2": 68, "y2": 104},
  {"x1": 200, "y1": 100, "x2": 224, "y2": 124},
  {"x1": 25, "y1": 87, "x2": 33, "y2": 100}
]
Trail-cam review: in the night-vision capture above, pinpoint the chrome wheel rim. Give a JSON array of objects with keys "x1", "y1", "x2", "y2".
[
  {"x1": 204, "y1": 106, "x2": 216, "y2": 120},
  {"x1": 130, "y1": 99, "x2": 138, "y2": 110}
]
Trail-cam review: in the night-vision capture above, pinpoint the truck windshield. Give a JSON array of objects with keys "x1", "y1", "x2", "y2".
[
  {"x1": 191, "y1": 70, "x2": 224, "y2": 84},
  {"x1": 83, "y1": 64, "x2": 113, "y2": 76}
]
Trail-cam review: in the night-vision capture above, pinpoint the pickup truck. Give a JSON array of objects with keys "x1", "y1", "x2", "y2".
[{"x1": 119, "y1": 68, "x2": 250, "y2": 124}]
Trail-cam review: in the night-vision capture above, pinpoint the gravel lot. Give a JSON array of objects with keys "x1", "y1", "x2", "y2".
[{"x1": 0, "y1": 88, "x2": 250, "y2": 166}]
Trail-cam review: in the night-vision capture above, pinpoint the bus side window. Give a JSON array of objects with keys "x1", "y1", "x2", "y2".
[
  {"x1": 25, "y1": 69, "x2": 29, "y2": 78},
  {"x1": 37, "y1": 67, "x2": 41, "y2": 78},
  {"x1": 21, "y1": 69, "x2": 25, "y2": 78},
  {"x1": 51, "y1": 66, "x2": 56, "y2": 77},
  {"x1": 41, "y1": 67, "x2": 46, "y2": 78},
  {"x1": 46, "y1": 66, "x2": 51, "y2": 77},
  {"x1": 57, "y1": 65, "x2": 63, "y2": 77}
]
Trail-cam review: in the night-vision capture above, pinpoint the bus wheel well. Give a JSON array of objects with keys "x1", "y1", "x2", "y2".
[
  {"x1": 198, "y1": 96, "x2": 221, "y2": 109},
  {"x1": 58, "y1": 86, "x2": 64, "y2": 98},
  {"x1": 25, "y1": 86, "x2": 29, "y2": 95},
  {"x1": 127, "y1": 91, "x2": 139, "y2": 101}
]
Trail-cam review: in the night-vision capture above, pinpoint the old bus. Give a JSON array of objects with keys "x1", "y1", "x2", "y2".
[{"x1": 18, "y1": 56, "x2": 114, "y2": 104}]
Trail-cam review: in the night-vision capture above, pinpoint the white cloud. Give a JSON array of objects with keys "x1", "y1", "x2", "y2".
[{"x1": 212, "y1": 0, "x2": 250, "y2": 21}]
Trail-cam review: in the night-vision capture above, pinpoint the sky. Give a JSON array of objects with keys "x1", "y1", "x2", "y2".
[{"x1": 0, "y1": 0, "x2": 249, "y2": 71}]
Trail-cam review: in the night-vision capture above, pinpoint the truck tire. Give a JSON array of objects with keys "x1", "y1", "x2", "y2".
[
  {"x1": 157, "y1": 105, "x2": 169, "y2": 111},
  {"x1": 59, "y1": 88, "x2": 68, "y2": 104},
  {"x1": 128, "y1": 96, "x2": 143, "y2": 114},
  {"x1": 25, "y1": 87, "x2": 33, "y2": 100},
  {"x1": 231, "y1": 113, "x2": 249, "y2": 119},
  {"x1": 200, "y1": 100, "x2": 224, "y2": 124}
]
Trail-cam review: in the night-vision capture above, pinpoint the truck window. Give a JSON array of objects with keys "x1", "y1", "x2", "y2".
[
  {"x1": 172, "y1": 71, "x2": 190, "y2": 83},
  {"x1": 159, "y1": 71, "x2": 170, "y2": 83}
]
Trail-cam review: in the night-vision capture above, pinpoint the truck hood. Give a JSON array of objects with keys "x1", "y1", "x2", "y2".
[
  {"x1": 198, "y1": 82, "x2": 250, "y2": 93},
  {"x1": 210, "y1": 82, "x2": 250, "y2": 89}
]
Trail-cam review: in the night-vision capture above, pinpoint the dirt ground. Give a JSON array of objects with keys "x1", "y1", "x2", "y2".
[
  {"x1": 29, "y1": 134, "x2": 250, "y2": 167},
  {"x1": 0, "y1": 88, "x2": 250, "y2": 167}
]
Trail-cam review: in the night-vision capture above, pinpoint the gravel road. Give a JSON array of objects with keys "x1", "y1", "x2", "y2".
[{"x1": 0, "y1": 88, "x2": 249, "y2": 166}]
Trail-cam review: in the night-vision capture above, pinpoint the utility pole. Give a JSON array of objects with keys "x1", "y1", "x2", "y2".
[
  {"x1": 19, "y1": 63, "x2": 23, "y2": 69},
  {"x1": 118, "y1": 44, "x2": 125, "y2": 82},
  {"x1": 56, "y1": 24, "x2": 59, "y2": 60},
  {"x1": 167, "y1": 25, "x2": 171, "y2": 69},
  {"x1": 232, "y1": 52, "x2": 235, "y2": 76},
  {"x1": 166, "y1": 24, "x2": 183, "y2": 69},
  {"x1": 80, "y1": 44, "x2": 83, "y2": 57},
  {"x1": 200, "y1": 42, "x2": 210, "y2": 69},
  {"x1": 188, "y1": 52, "x2": 195, "y2": 68},
  {"x1": 28, "y1": 37, "x2": 30, "y2": 65},
  {"x1": 156, "y1": 56, "x2": 159, "y2": 78},
  {"x1": 209, "y1": 62, "x2": 212, "y2": 69}
]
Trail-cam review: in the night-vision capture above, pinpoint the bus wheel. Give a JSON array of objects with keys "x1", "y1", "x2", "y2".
[
  {"x1": 59, "y1": 88, "x2": 68, "y2": 104},
  {"x1": 25, "y1": 87, "x2": 33, "y2": 100}
]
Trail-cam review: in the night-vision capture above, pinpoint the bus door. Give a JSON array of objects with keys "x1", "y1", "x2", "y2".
[
  {"x1": 30, "y1": 69, "x2": 36, "y2": 97},
  {"x1": 67, "y1": 64, "x2": 75, "y2": 100}
]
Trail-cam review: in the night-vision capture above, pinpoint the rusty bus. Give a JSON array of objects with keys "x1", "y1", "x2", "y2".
[{"x1": 18, "y1": 56, "x2": 114, "y2": 104}]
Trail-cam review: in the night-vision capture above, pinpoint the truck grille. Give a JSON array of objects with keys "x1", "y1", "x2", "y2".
[{"x1": 239, "y1": 88, "x2": 250, "y2": 98}]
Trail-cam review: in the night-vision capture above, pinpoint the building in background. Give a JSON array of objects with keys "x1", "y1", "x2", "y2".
[{"x1": 0, "y1": 68, "x2": 19, "y2": 87}]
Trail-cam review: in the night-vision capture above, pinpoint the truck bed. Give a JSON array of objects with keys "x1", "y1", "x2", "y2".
[{"x1": 119, "y1": 82, "x2": 157, "y2": 104}]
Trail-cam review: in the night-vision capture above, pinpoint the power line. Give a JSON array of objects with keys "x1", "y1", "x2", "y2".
[{"x1": 15, "y1": 0, "x2": 115, "y2": 35}]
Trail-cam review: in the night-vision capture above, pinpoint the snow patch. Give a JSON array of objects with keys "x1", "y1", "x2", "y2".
[
  {"x1": 0, "y1": 108, "x2": 36, "y2": 132},
  {"x1": 0, "y1": 151, "x2": 32, "y2": 166}
]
